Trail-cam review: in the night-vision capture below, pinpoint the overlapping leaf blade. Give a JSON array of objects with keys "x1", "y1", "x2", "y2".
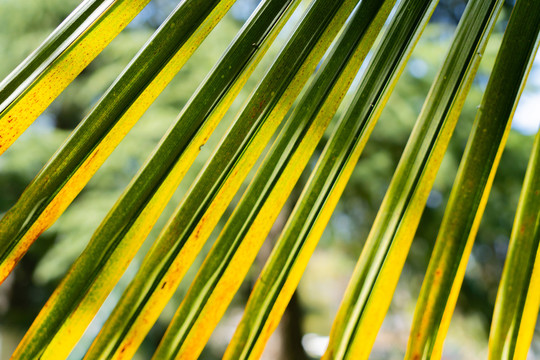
[
  {"x1": 150, "y1": 0, "x2": 396, "y2": 358},
  {"x1": 489, "y1": 128, "x2": 540, "y2": 360},
  {"x1": 0, "y1": 0, "x2": 537, "y2": 359},
  {"x1": 9, "y1": 1, "x2": 239, "y2": 358},
  {"x1": 0, "y1": 0, "x2": 150, "y2": 155},
  {"x1": 224, "y1": 1, "x2": 440, "y2": 358},
  {"x1": 324, "y1": 0, "x2": 504, "y2": 358},
  {"x1": 408, "y1": 0, "x2": 540, "y2": 358},
  {"x1": 0, "y1": 0, "x2": 235, "y2": 284},
  {"x1": 81, "y1": 0, "x2": 303, "y2": 358}
]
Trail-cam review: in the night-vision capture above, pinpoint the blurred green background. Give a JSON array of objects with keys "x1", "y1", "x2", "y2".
[{"x1": 0, "y1": 0, "x2": 538, "y2": 359}]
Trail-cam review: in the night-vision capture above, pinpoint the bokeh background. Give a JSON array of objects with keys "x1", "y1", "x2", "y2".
[{"x1": 0, "y1": 0, "x2": 538, "y2": 359}]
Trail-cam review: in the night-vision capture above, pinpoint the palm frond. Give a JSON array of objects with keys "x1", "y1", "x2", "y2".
[
  {"x1": 489, "y1": 128, "x2": 540, "y2": 360},
  {"x1": 0, "y1": 0, "x2": 538, "y2": 359},
  {"x1": 0, "y1": 0, "x2": 236, "y2": 285},
  {"x1": 225, "y1": 1, "x2": 438, "y2": 357},
  {"x1": 151, "y1": 1, "x2": 395, "y2": 358},
  {"x1": 0, "y1": 0, "x2": 150, "y2": 155},
  {"x1": 409, "y1": 0, "x2": 540, "y2": 357},
  {"x1": 325, "y1": 0, "x2": 504, "y2": 357}
]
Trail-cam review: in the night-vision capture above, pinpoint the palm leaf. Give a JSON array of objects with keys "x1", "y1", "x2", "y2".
[
  {"x1": 0, "y1": 0, "x2": 538, "y2": 359},
  {"x1": 324, "y1": 0, "x2": 504, "y2": 358},
  {"x1": 151, "y1": 1, "x2": 395, "y2": 358},
  {"x1": 9, "y1": 1, "x2": 295, "y2": 358},
  {"x1": 490, "y1": 127, "x2": 540, "y2": 360},
  {"x1": 0, "y1": 0, "x2": 150, "y2": 155},
  {"x1": 225, "y1": 1, "x2": 439, "y2": 358},
  {"x1": 83, "y1": 0, "x2": 304, "y2": 357},
  {"x1": 408, "y1": 0, "x2": 540, "y2": 358},
  {"x1": 0, "y1": 0, "x2": 236, "y2": 285}
]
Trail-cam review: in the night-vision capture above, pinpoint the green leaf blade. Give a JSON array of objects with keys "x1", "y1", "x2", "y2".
[
  {"x1": 224, "y1": 1, "x2": 440, "y2": 358},
  {"x1": 407, "y1": 0, "x2": 540, "y2": 357},
  {"x1": 0, "y1": 0, "x2": 150, "y2": 155},
  {"x1": 324, "y1": 0, "x2": 504, "y2": 358},
  {"x1": 151, "y1": 0, "x2": 397, "y2": 358},
  {"x1": 0, "y1": 0, "x2": 233, "y2": 285}
]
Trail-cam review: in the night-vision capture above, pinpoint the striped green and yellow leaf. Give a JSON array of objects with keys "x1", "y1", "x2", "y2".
[{"x1": 0, "y1": 0, "x2": 538, "y2": 359}]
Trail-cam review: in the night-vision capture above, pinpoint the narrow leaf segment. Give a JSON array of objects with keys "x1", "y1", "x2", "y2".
[
  {"x1": 103, "y1": 0, "x2": 364, "y2": 358},
  {"x1": 324, "y1": 0, "x2": 504, "y2": 358},
  {"x1": 224, "y1": 1, "x2": 439, "y2": 358},
  {"x1": 9, "y1": 1, "x2": 238, "y2": 359},
  {"x1": 490, "y1": 128, "x2": 540, "y2": 360},
  {"x1": 151, "y1": 0, "x2": 396, "y2": 358},
  {"x1": 82, "y1": 1, "x2": 303, "y2": 358},
  {"x1": 0, "y1": 0, "x2": 234, "y2": 285},
  {"x1": 488, "y1": 12, "x2": 540, "y2": 357},
  {"x1": 488, "y1": 4, "x2": 540, "y2": 358},
  {"x1": 0, "y1": 0, "x2": 150, "y2": 155},
  {"x1": 15, "y1": 0, "x2": 359, "y2": 358},
  {"x1": 494, "y1": 129, "x2": 540, "y2": 359},
  {"x1": 408, "y1": 0, "x2": 540, "y2": 358}
]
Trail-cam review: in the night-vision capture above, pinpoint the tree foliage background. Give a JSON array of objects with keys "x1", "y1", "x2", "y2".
[{"x1": 0, "y1": 0, "x2": 538, "y2": 359}]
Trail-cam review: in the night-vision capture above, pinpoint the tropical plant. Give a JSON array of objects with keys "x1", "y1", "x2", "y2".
[{"x1": 0, "y1": 0, "x2": 539, "y2": 359}]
